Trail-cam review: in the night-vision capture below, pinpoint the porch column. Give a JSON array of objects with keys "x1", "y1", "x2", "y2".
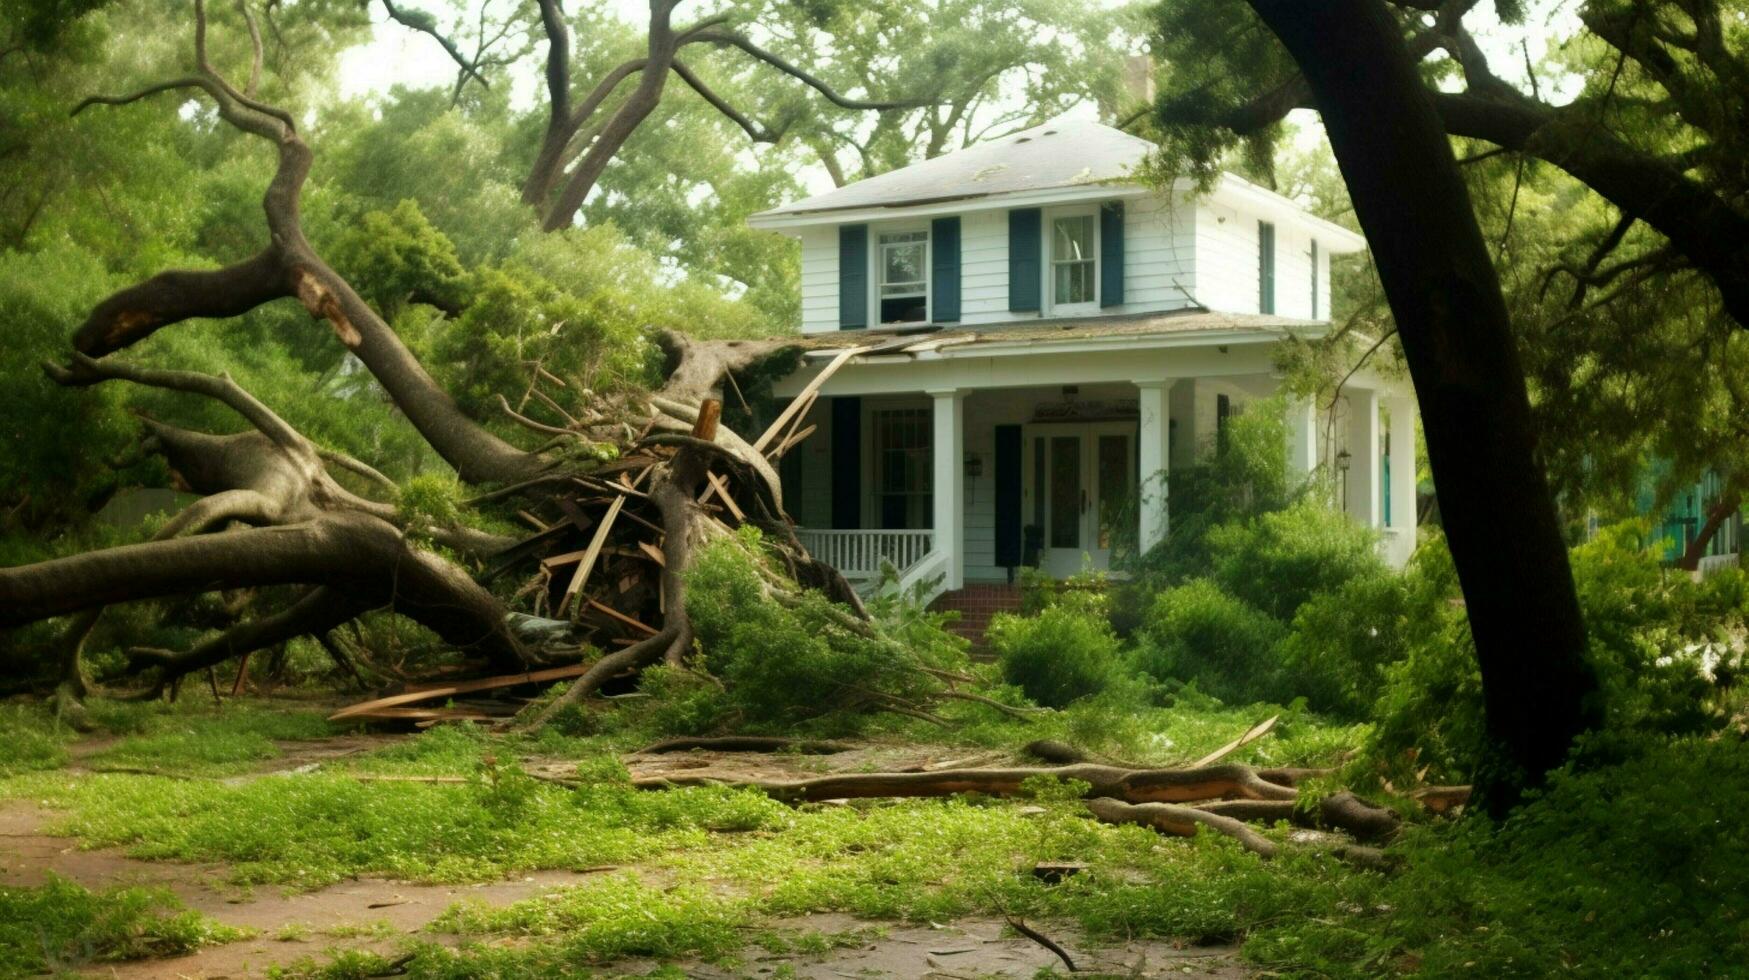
[
  {"x1": 1286, "y1": 396, "x2": 1318, "y2": 481},
  {"x1": 1344, "y1": 387, "x2": 1381, "y2": 528},
  {"x1": 1384, "y1": 395, "x2": 1419, "y2": 567},
  {"x1": 1136, "y1": 379, "x2": 1171, "y2": 553},
  {"x1": 930, "y1": 388, "x2": 966, "y2": 591}
]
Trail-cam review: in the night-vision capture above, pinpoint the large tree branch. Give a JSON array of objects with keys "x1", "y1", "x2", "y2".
[
  {"x1": 689, "y1": 30, "x2": 932, "y2": 112},
  {"x1": 0, "y1": 512, "x2": 526, "y2": 667},
  {"x1": 130, "y1": 586, "x2": 370, "y2": 682},
  {"x1": 66, "y1": 248, "x2": 288, "y2": 357},
  {"x1": 377, "y1": 0, "x2": 491, "y2": 92}
]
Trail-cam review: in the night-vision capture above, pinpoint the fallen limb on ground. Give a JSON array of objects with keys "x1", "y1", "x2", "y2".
[
  {"x1": 1194, "y1": 791, "x2": 1402, "y2": 843},
  {"x1": 630, "y1": 761, "x2": 1299, "y2": 804},
  {"x1": 632, "y1": 736, "x2": 854, "y2": 755},
  {"x1": 1085, "y1": 797, "x2": 1280, "y2": 858}
]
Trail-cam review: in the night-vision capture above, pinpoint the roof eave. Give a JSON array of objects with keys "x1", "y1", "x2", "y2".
[{"x1": 747, "y1": 182, "x2": 1153, "y2": 231}]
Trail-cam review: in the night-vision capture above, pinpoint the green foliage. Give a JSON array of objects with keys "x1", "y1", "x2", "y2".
[
  {"x1": 988, "y1": 604, "x2": 1121, "y2": 709},
  {"x1": 1133, "y1": 579, "x2": 1285, "y2": 705},
  {"x1": 397, "y1": 472, "x2": 466, "y2": 531},
  {"x1": 0, "y1": 874, "x2": 246, "y2": 974},
  {"x1": 1205, "y1": 499, "x2": 1381, "y2": 622},
  {"x1": 685, "y1": 528, "x2": 965, "y2": 725},
  {"x1": 1248, "y1": 738, "x2": 1749, "y2": 977},
  {"x1": 1277, "y1": 567, "x2": 1410, "y2": 718},
  {"x1": 82, "y1": 708, "x2": 336, "y2": 777},
  {"x1": 326, "y1": 200, "x2": 470, "y2": 320}
]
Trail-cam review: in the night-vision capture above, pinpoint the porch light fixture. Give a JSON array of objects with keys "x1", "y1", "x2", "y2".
[
  {"x1": 964, "y1": 453, "x2": 983, "y2": 478},
  {"x1": 1335, "y1": 448, "x2": 1352, "y2": 472}
]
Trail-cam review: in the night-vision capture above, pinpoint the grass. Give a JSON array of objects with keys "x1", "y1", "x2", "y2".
[
  {"x1": 4, "y1": 694, "x2": 1745, "y2": 978},
  {"x1": 0, "y1": 874, "x2": 248, "y2": 975}
]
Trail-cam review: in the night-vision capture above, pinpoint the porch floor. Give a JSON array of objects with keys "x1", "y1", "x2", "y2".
[{"x1": 929, "y1": 584, "x2": 1024, "y2": 655}]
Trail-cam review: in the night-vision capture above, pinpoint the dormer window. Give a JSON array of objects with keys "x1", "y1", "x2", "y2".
[
  {"x1": 1051, "y1": 214, "x2": 1096, "y2": 309},
  {"x1": 879, "y1": 230, "x2": 929, "y2": 323}
]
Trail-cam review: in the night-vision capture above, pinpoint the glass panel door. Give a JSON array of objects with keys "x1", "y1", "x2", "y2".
[
  {"x1": 1048, "y1": 435, "x2": 1081, "y2": 549},
  {"x1": 1095, "y1": 434, "x2": 1130, "y2": 551}
]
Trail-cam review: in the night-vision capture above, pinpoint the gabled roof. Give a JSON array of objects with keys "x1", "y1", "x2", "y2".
[
  {"x1": 754, "y1": 118, "x2": 1152, "y2": 219},
  {"x1": 778, "y1": 308, "x2": 1326, "y2": 358},
  {"x1": 749, "y1": 117, "x2": 1368, "y2": 253}
]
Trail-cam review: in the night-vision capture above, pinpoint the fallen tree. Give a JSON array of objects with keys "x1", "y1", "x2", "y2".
[{"x1": 0, "y1": 1, "x2": 885, "y2": 715}]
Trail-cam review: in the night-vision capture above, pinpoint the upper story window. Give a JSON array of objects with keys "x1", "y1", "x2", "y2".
[
  {"x1": 1051, "y1": 214, "x2": 1097, "y2": 310},
  {"x1": 879, "y1": 230, "x2": 928, "y2": 323}
]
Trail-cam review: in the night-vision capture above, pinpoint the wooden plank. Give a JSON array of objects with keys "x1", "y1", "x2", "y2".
[
  {"x1": 328, "y1": 663, "x2": 593, "y2": 720},
  {"x1": 753, "y1": 346, "x2": 867, "y2": 452},
  {"x1": 707, "y1": 471, "x2": 746, "y2": 521},
  {"x1": 775, "y1": 423, "x2": 817, "y2": 459},
  {"x1": 586, "y1": 598, "x2": 659, "y2": 636},
  {"x1": 540, "y1": 548, "x2": 590, "y2": 570},
  {"x1": 1190, "y1": 715, "x2": 1279, "y2": 768},
  {"x1": 555, "y1": 497, "x2": 594, "y2": 532},
  {"x1": 637, "y1": 541, "x2": 667, "y2": 567},
  {"x1": 562, "y1": 494, "x2": 625, "y2": 617},
  {"x1": 516, "y1": 510, "x2": 549, "y2": 532}
]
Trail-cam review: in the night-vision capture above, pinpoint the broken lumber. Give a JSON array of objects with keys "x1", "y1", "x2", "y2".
[
  {"x1": 328, "y1": 663, "x2": 592, "y2": 720},
  {"x1": 1190, "y1": 714, "x2": 1279, "y2": 768},
  {"x1": 561, "y1": 494, "x2": 624, "y2": 617}
]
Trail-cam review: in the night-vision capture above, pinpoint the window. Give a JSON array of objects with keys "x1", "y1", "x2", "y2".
[
  {"x1": 1051, "y1": 214, "x2": 1096, "y2": 307},
  {"x1": 874, "y1": 408, "x2": 931, "y2": 529},
  {"x1": 878, "y1": 230, "x2": 928, "y2": 323},
  {"x1": 1258, "y1": 221, "x2": 1276, "y2": 314},
  {"x1": 1309, "y1": 239, "x2": 1319, "y2": 319}
]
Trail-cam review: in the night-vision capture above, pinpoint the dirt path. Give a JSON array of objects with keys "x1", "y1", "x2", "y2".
[{"x1": 2, "y1": 733, "x2": 1254, "y2": 978}]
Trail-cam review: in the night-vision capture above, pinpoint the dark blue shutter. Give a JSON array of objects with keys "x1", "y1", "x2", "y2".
[
  {"x1": 1008, "y1": 208, "x2": 1041, "y2": 312},
  {"x1": 1258, "y1": 221, "x2": 1276, "y2": 314},
  {"x1": 838, "y1": 224, "x2": 867, "y2": 330},
  {"x1": 994, "y1": 425, "x2": 1023, "y2": 568},
  {"x1": 930, "y1": 216, "x2": 961, "y2": 322},
  {"x1": 1100, "y1": 201, "x2": 1125, "y2": 307},
  {"x1": 830, "y1": 397, "x2": 861, "y2": 528}
]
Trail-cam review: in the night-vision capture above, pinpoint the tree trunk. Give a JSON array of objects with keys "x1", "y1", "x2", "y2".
[
  {"x1": 1246, "y1": 0, "x2": 1601, "y2": 815},
  {"x1": 1675, "y1": 487, "x2": 1741, "y2": 572}
]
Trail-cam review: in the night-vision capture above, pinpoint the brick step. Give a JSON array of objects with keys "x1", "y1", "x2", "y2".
[{"x1": 929, "y1": 585, "x2": 1024, "y2": 651}]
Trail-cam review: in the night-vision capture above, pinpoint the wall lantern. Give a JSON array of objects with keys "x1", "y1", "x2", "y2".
[{"x1": 964, "y1": 453, "x2": 983, "y2": 478}]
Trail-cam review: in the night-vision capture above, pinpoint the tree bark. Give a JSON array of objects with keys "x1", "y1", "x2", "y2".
[
  {"x1": 1246, "y1": 0, "x2": 1601, "y2": 815},
  {"x1": 1675, "y1": 487, "x2": 1741, "y2": 572}
]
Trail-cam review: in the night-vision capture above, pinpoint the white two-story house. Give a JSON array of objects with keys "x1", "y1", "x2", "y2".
[{"x1": 749, "y1": 119, "x2": 1417, "y2": 613}]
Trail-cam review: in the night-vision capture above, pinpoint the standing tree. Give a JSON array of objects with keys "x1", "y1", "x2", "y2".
[{"x1": 1157, "y1": 0, "x2": 1604, "y2": 813}]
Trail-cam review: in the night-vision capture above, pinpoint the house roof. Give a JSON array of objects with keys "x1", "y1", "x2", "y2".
[
  {"x1": 748, "y1": 118, "x2": 1367, "y2": 253},
  {"x1": 755, "y1": 118, "x2": 1153, "y2": 219},
  {"x1": 781, "y1": 308, "x2": 1325, "y2": 360}
]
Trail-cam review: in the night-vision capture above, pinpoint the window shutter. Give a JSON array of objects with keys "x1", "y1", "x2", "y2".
[
  {"x1": 1310, "y1": 239, "x2": 1319, "y2": 319},
  {"x1": 838, "y1": 224, "x2": 868, "y2": 330},
  {"x1": 930, "y1": 216, "x2": 961, "y2": 322},
  {"x1": 1008, "y1": 208, "x2": 1041, "y2": 312},
  {"x1": 1258, "y1": 221, "x2": 1276, "y2": 314},
  {"x1": 830, "y1": 397, "x2": 861, "y2": 529},
  {"x1": 1100, "y1": 201, "x2": 1125, "y2": 307}
]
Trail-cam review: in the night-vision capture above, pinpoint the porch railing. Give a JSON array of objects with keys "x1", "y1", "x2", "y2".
[
  {"x1": 795, "y1": 528, "x2": 936, "y2": 582},
  {"x1": 1696, "y1": 552, "x2": 1740, "y2": 579}
]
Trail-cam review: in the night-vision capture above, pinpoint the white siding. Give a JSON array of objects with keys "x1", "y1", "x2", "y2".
[
  {"x1": 959, "y1": 210, "x2": 1011, "y2": 324},
  {"x1": 1118, "y1": 194, "x2": 1197, "y2": 313},
  {"x1": 792, "y1": 190, "x2": 1337, "y2": 334},
  {"x1": 799, "y1": 225, "x2": 839, "y2": 333},
  {"x1": 1192, "y1": 198, "x2": 1260, "y2": 314}
]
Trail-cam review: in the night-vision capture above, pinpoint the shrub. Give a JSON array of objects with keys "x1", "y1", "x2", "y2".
[
  {"x1": 1133, "y1": 579, "x2": 1285, "y2": 704},
  {"x1": 1205, "y1": 498, "x2": 1383, "y2": 621},
  {"x1": 1277, "y1": 567, "x2": 1409, "y2": 718},
  {"x1": 987, "y1": 604, "x2": 1121, "y2": 708}
]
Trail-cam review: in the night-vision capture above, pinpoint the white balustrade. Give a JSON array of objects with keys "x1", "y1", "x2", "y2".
[
  {"x1": 1697, "y1": 553, "x2": 1740, "y2": 579},
  {"x1": 794, "y1": 528, "x2": 937, "y2": 582}
]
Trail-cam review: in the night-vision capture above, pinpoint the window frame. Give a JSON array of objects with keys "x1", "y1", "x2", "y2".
[
  {"x1": 1045, "y1": 206, "x2": 1100, "y2": 316},
  {"x1": 870, "y1": 223, "x2": 931, "y2": 325}
]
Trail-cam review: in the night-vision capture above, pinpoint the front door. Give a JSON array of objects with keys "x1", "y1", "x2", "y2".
[{"x1": 1025, "y1": 423, "x2": 1136, "y2": 576}]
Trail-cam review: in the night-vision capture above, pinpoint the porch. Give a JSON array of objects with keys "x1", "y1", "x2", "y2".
[{"x1": 773, "y1": 331, "x2": 1418, "y2": 604}]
